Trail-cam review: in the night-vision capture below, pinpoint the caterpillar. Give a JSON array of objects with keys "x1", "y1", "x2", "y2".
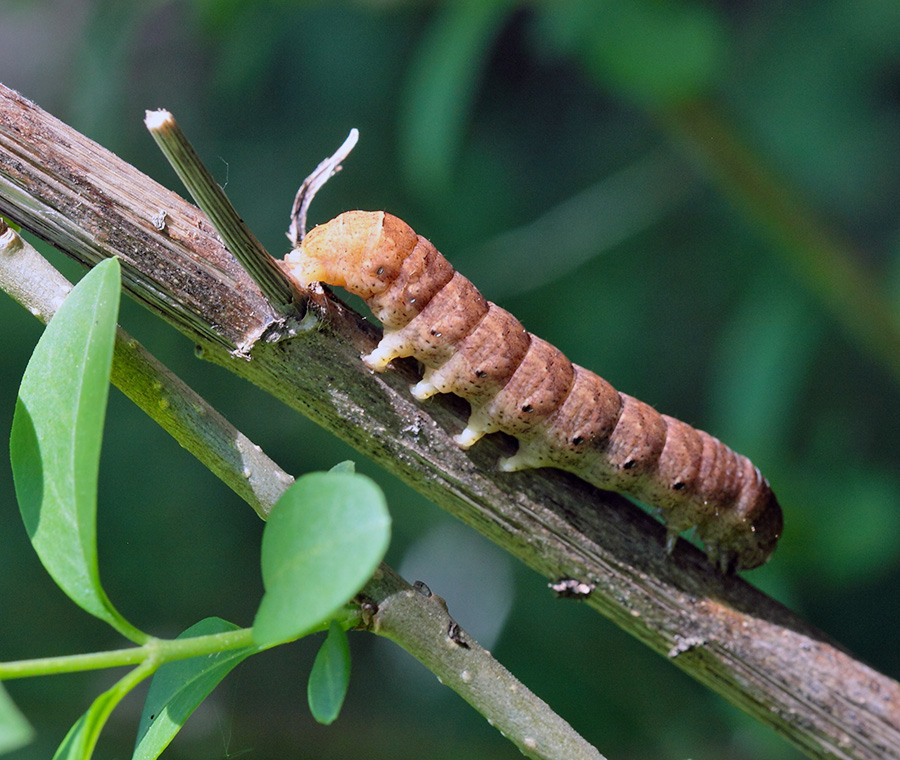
[{"x1": 282, "y1": 210, "x2": 783, "y2": 572}]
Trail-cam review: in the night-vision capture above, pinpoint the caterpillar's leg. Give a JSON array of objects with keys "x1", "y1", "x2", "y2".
[
  {"x1": 701, "y1": 541, "x2": 738, "y2": 574},
  {"x1": 408, "y1": 368, "x2": 497, "y2": 448},
  {"x1": 665, "y1": 529, "x2": 679, "y2": 556},
  {"x1": 715, "y1": 547, "x2": 739, "y2": 574},
  {"x1": 410, "y1": 374, "x2": 499, "y2": 450},
  {"x1": 411, "y1": 380, "x2": 437, "y2": 399},
  {"x1": 410, "y1": 369, "x2": 440, "y2": 401},
  {"x1": 363, "y1": 330, "x2": 411, "y2": 371},
  {"x1": 661, "y1": 511, "x2": 702, "y2": 558},
  {"x1": 411, "y1": 363, "x2": 465, "y2": 401},
  {"x1": 499, "y1": 438, "x2": 551, "y2": 472},
  {"x1": 454, "y1": 405, "x2": 497, "y2": 449}
]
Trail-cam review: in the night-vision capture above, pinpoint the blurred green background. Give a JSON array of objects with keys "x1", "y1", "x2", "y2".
[{"x1": 2, "y1": 0, "x2": 900, "y2": 758}]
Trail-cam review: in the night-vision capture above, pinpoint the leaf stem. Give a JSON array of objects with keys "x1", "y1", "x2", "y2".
[
  {"x1": 0, "y1": 629, "x2": 257, "y2": 681},
  {"x1": 663, "y1": 98, "x2": 900, "y2": 386}
]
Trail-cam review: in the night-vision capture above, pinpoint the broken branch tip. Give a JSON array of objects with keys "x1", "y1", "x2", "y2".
[{"x1": 144, "y1": 109, "x2": 174, "y2": 132}]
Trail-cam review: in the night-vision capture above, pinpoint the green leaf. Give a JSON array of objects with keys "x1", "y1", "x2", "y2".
[
  {"x1": 307, "y1": 620, "x2": 351, "y2": 725},
  {"x1": 133, "y1": 618, "x2": 256, "y2": 760},
  {"x1": 399, "y1": 0, "x2": 515, "y2": 194},
  {"x1": 538, "y1": 0, "x2": 726, "y2": 107},
  {"x1": 0, "y1": 683, "x2": 34, "y2": 754},
  {"x1": 53, "y1": 661, "x2": 154, "y2": 760},
  {"x1": 253, "y1": 471, "x2": 390, "y2": 646},
  {"x1": 710, "y1": 275, "x2": 821, "y2": 457},
  {"x1": 9, "y1": 259, "x2": 145, "y2": 642},
  {"x1": 329, "y1": 460, "x2": 356, "y2": 474}
]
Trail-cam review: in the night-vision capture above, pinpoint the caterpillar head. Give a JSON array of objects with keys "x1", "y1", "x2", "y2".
[{"x1": 283, "y1": 210, "x2": 417, "y2": 299}]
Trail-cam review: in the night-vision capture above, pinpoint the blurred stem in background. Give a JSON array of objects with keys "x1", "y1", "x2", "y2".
[{"x1": 663, "y1": 98, "x2": 900, "y2": 388}]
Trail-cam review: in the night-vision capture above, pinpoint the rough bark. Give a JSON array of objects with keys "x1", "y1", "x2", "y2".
[{"x1": 1, "y1": 82, "x2": 898, "y2": 759}]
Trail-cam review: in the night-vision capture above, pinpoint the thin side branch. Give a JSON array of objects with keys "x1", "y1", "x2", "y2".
[
  {"x1": 2, "y1": 83, "x2": 900, "y2": 760},
  {"x1": 0, "y1": 223, "x2": 603, "y2": 760},
  {"x1": 287, "y1": 128, "x2": 359, "y2": 246},
  {"x1": 145, "y1": 109, "x2": 300, "y2": 322},
  {"x1": 361, "y1": 566, "x2": 604, "y2": 760}
]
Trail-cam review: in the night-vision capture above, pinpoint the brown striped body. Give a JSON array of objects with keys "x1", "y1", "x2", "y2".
[{"x1": 283, "y1": 210, "x2": 783, "y2": 571}]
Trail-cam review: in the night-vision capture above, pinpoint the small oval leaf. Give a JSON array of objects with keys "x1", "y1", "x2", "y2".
[
  {"x1": 253, "y1": 471, "x2": 390, "y2": 646},
  {"x1": 308, "y1": 620, "x2": 351, "y2": 725}
]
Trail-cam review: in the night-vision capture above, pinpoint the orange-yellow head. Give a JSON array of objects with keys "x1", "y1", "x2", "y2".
[{"x1": 283, "y1": 210, "x2": 418, "y2": 300}]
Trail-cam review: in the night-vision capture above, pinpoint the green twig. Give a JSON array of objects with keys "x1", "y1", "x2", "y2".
[
  {"x1": 0, "y1": 629, "x2": 257, "y2": 681},
  {"x1": 362, "y1": 566, "x2": 606, "y2": 760}
]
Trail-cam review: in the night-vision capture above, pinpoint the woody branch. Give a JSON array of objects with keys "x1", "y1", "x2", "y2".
[{"x1": 0, "y1": 83, "x2": 898, "y2": 760}]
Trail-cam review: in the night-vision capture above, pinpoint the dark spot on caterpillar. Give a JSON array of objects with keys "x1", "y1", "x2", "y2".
[
  {"x1": 284, "y1": 210, "x2": 783, "y2": 572},
  {"x1": 376, "y1": 266, "x2": 384, "y2": 275}
]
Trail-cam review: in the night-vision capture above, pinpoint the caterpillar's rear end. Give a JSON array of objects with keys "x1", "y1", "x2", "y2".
[{"x1": 284, "y1": 210, "x2": 783, "y2": 571}]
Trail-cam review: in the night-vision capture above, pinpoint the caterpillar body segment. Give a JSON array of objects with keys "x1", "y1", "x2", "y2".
[{"x1": 283, "y1": 210, "x2": 783, "y2": 571}]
